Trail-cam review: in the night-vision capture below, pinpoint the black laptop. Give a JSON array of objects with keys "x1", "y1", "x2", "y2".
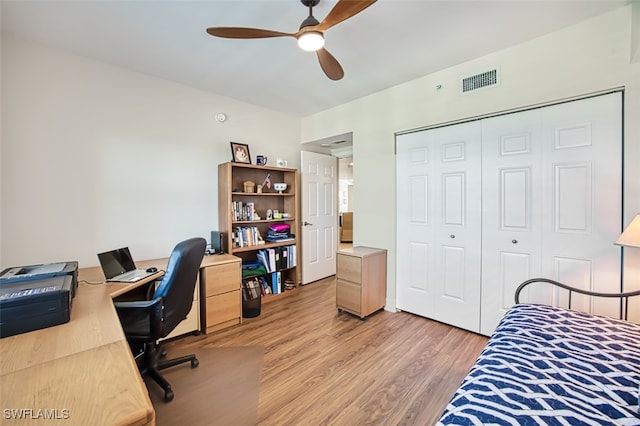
[{"x1": 97, "y1": 247, "x2": 154, "y2": 282}]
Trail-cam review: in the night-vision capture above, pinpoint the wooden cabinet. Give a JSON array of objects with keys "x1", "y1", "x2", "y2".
[
  {"x1": 162, "y1": 281, "x2": 200, "y2": 340},
  {"x1": 336, "y1": 246, "x2": 387, "y2": 318},
  {"x1": 137, "y1": 258, "x2": 199, "y2": 341},
  {"x1": 218, "y1": 162, "x2": 300, "y2": 297},
  {"x1": 200, "y1": 254, "x2": 242, "y2": 333}
]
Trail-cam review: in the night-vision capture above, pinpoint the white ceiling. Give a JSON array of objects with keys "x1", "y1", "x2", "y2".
[{"x1": 1, "y1": 0, "x2": 629, "y2": 117}]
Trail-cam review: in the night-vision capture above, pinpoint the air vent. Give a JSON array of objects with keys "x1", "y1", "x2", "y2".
[{"x1": 461, "y1": 68, "x2": 500, "y2": 93}]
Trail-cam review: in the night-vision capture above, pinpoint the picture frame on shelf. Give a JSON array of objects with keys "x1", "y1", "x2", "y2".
[{"x1": 230, "y1": 142, "x2": 251, "y2": 164}]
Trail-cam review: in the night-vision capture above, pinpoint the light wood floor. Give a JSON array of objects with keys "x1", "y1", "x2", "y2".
[{"x1": 164, "y1": 277, "x2": 488, "y2": 425}]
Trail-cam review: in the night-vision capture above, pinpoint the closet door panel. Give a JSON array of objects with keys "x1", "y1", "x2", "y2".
[
  {"x1": 501, "y1": 168, "x2": 530, "y2": 229},
  {"x1": 397, "y1": 122, "x2": 482, "y2": 332},
  {"x1": 396, "y1": 133, "x2": 435, "y2": 317},
  {"x1": 480, "y1": 109, "x2": 543, "y2": 335},
  {"x1": 432, "y1": 123, "x2": 482, "y2": 333},
  {"x1": 441, "y1": 173, "x2": 465, "y2": 225},
  {"x1": 541, "y1": 93, "x2": 622, "y2": 318},
  {"x1": 442, "y1": 245, "x2": 465, "y2": 299},
  {"x1": 554, "y1": 162, "x2": 592, "y2": 233},
  {"x1": 553, "y1": 256, "x2": 594, "y2": 312}
]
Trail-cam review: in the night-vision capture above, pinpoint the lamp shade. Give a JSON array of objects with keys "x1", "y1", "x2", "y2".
[{"x1": 615, "y1": 214, "x2": 640, "y2": 248}]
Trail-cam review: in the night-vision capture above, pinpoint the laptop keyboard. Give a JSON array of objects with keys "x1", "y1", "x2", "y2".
[{"x1": 118, "y1": 270, "x2": 139, "y2": 281}]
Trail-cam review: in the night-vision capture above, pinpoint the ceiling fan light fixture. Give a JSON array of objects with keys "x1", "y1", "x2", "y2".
[{"x1": 297, "y1": 31, "x2": 325, "y2": 51}]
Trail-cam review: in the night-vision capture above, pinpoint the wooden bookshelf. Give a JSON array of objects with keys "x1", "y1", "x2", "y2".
[{"x1": 218, "y1": 162, "x2": 300, "y2": 298}]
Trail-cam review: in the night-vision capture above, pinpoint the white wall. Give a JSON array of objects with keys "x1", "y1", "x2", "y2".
[
  {"x1": 301, "y1": 5, "x2": 640, "y2": 310},
  {"x1": 1, "y1": 36, "x2": 301, "y2": 268}
]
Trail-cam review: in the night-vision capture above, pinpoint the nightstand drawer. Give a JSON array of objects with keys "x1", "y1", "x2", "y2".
[{"x1": 337, "y1": 254, "x2": 362, "y2": 284}]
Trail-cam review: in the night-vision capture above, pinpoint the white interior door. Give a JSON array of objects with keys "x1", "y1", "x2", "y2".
[
  {"x1": 301, "y1": 151, "x2": 338, "y2": 285},
  {"x1": 539, "y1": 93, "x2": 622, "y2": 318},
  {"x1": 480, "y1": 93, "x2": 622, "y2": 334},
  {"x1": 396, "y1": 122, "x2": 482, "y2": 333},
  {"x1": 396, "y1": 131, "x2": 435, "y2": 318},
  {"x1": 480, "y1": 108, "x2": 545, "y2": 335}
]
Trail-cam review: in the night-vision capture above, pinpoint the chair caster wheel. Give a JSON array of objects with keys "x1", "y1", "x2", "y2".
[
  {"x1": 191, "y1": 358, "x2": 199, "y2": 368},
  {"x1": 164, "y1": 390, "x2": 174, "y2": 402}
]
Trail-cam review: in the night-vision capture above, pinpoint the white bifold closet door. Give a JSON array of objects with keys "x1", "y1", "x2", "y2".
[
  {"x1": 397, "y1": 92, "x2": 622, "y2": 336},
  {"x1": 396, "y1": 121, "x2": 482, "y2": 332},
  {"x1": 480, "y1": 94, "x2": 622, "y2": 334}
]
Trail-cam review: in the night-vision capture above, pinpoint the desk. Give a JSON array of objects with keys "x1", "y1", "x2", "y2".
[
  {"x1": 0, "y1": 274, "x2": 158, "y2": 425},
  {"x1": 0, "y1": 253, "x2": 241, "y2": 425}
]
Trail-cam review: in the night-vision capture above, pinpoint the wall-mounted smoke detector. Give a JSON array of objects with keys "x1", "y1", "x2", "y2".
[{"x1": 460, "y1": 67, "x2": 500, "y2": 94}]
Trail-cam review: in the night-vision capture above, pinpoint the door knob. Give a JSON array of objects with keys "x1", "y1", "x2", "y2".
[
  {"x1": 512, "y1": 239, "x2": 518, "y2": 244},
  {"x1": 303, "y1": 221, "x2": 313, "y2": 226},
  {"x1": 450, "y1": 234, "x2": 455, "y2": 239}
]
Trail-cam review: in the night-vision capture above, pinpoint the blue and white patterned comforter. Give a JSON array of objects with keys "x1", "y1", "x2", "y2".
[{"x1": 437, "y1": 304, "x2": 640, "y2": 425}]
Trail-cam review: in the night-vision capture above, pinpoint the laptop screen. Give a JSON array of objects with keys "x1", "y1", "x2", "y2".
[{"x1": 97, "y1": 247, "x2": 137, "y2": 279}]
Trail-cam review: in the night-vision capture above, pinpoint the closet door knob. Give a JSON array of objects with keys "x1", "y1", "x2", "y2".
[
  {"x1": 450, "y1": 234, "x2": 456, "y2": 239},
  {"x1": 512, "y1": 239, "x2": 518, "y2": 244}
]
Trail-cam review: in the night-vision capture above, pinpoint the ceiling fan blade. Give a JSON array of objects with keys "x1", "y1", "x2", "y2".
[
  {"x1": 206, "y1": 27, "x2": 294, "y2": 39},
  {"x1": 316, "y1": 48, "x2": 344, "y2": 81},
  {"x1": 317, "y1": 0, "x2": 377, "y2": 31}
]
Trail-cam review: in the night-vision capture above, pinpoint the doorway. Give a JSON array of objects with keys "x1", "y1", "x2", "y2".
[
  {"x1": 300, "y1": 133, "x2": 353, "y2": 284},
  {"x1": 338, "y1": 156, "x2": 353, "y2": 251}
]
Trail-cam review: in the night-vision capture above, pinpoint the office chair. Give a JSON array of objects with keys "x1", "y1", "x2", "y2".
[{"x1": 114, "y1": 237, "x2": 206, "y2": 402}]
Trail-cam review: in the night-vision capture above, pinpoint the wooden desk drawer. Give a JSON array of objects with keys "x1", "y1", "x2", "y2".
[
  {"x1": 336, "y1": 280, "x2": 361, "y2": 313},
  {"x1": 203, "y1": 263, "x2": 240, "y2": 296},
  {"x1": 337, "y1": 254, "x2": 362, "y2": 284},
  {"x1": 205, "y1": 290, "x2": 241, "y2": 329},
  {"x1": 164, "y1": 299, "x2": 199, "y2": 340}
]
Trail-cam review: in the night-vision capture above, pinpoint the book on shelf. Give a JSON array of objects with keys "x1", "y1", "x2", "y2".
[
  {"x1": 259, "y1": 276, "x2": 271, "y2": 295},
  {"x1": 265, "y1": 228, "x2": 295, "y2": 243},
  {"x1": 256, "y1": 250, "x2": 269, "y2": 271},
  {"x1": 232, "y1": 201, "x2": 257, "y2": 222},
  {"x1": 270, "y1": 271, "x2": 282, "y2": 294},
  {"x1": 241, "y1": 260, "x2": 267, "y2": 278},
  {"x1": 256, "y1": 245, "x2": 297, "y2": 273},
  {"x1": 242, "y1": 278, "x2": 261, "y2": 301},
  {"x1": 233, "y1": 226, "x2": 265, "y2": 248}
]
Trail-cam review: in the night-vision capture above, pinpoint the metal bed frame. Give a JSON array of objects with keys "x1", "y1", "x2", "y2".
[{"x1": 515, "y1": 278, "x2": 640, "y2": 321}]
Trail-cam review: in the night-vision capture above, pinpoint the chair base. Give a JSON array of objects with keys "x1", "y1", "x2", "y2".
[{"x1": 138, "y1": 343, "x2": 199, "y2": 402}]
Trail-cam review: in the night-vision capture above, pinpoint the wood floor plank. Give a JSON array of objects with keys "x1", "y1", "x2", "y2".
[{"x1": 163, "y1": 276, "x2": 488, "y2": 425}]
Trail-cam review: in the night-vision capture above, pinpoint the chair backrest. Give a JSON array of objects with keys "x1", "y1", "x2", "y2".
[{"x1": 153, "y1": 237, "x2": 206, "y2": 338}]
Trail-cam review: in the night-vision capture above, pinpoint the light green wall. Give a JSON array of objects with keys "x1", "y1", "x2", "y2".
[{"x1": 302, "y1": 5, "x2": 640, "y2": 310}]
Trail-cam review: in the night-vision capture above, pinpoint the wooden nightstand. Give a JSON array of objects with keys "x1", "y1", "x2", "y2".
[{"x1": 336, "y1": 246, "x2": 387, "y2": 318}]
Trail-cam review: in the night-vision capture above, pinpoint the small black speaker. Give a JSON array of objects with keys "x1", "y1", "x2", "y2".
[{"x1": 210, "y1": 231, "x2": 226, "y2": 254}]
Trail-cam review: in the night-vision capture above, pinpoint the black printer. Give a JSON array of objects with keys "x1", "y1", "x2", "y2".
[
  {"x1": 0, "y1": 275, "x2": 73, "y2": 338},
  {"x1": 0, "y1": 261, "x2": 78, "y2": 298}
]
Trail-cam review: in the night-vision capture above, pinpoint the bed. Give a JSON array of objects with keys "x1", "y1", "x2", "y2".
[{"x1": 437, "y1": 278, "x2": 640, "y2": 425}]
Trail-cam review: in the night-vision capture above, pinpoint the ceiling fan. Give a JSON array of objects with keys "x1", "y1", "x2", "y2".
[{"x1": 206, "y1": 0, "x2": 377, "y2": 81}]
